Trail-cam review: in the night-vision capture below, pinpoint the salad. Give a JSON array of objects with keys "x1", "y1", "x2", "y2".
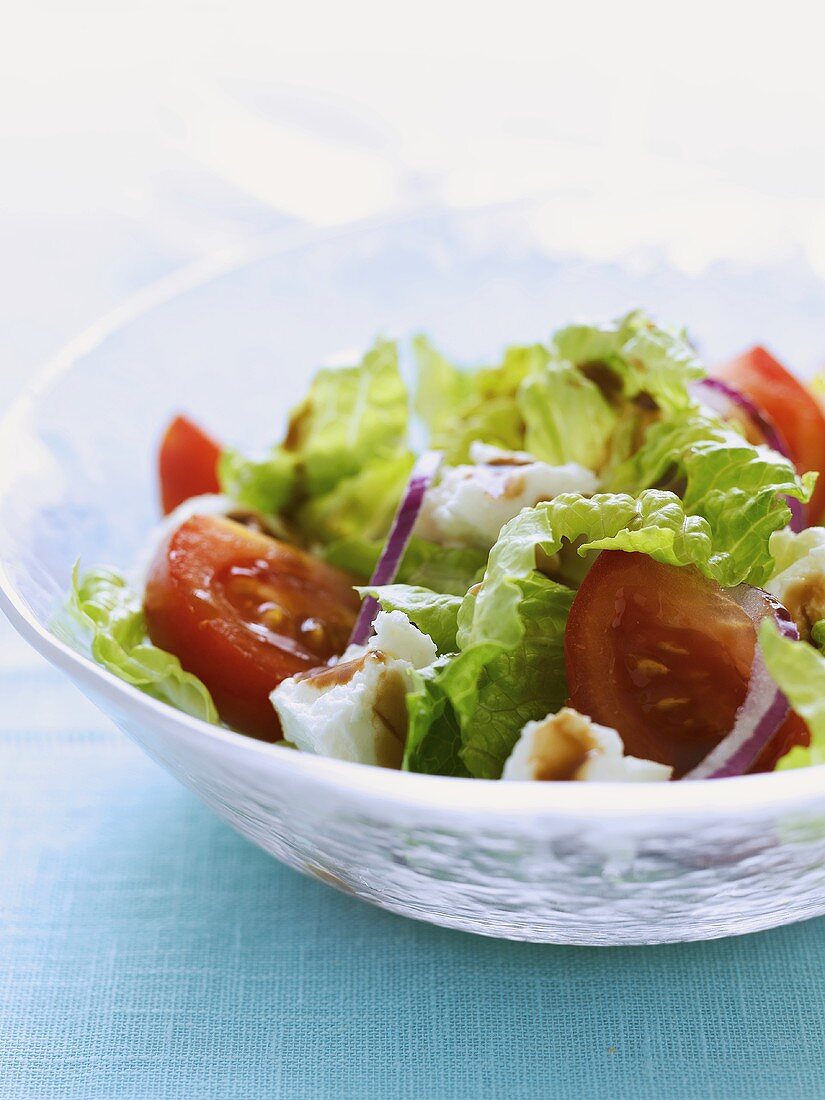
[{"x1": 59, "y1": 311, "x2": 825, "y2": 783}]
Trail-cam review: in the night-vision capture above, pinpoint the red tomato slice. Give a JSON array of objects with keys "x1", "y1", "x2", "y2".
[
  {"x1": 564, "y1": 551, "x2": 809, "y2": 778},
  {"x1": 752, "y1": 711, "x2": 810, "y2": 773},
  {"x1": 159, "y1": 415, "x2": 222, "y2": 515},
  {"x1": 144, "y1": 515, "x2": 360, "y2": 740},
  {"x1": 717, "y1": 347, "x2": 825, "y2": 522}
]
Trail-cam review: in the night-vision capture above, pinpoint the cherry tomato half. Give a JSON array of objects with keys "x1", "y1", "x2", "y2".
[
  {"x1": 158, "y1": 415, "x2": 222, "y2": 515},
  {"x1": 144, "y1": 515, "x2": 360, "y2": 739},
  {"x1": 716, "y1": 347, "x2": 825, "y2": 522},
  {"x1": 564, "y1": 551, "x2": 809, "y2": 778}
]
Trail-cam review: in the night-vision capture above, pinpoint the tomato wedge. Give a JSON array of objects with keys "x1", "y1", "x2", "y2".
[
  {"x1": 159, "y1": 415, "x2": 222, "y2": 515},
  {"x1": 716, "y1": 347, "x2": 825, "y2": 522},
  {"x1": 144, "y1": 514, "x2": 360, "y2": 740},
  {"x1": 564, "y1": 551, "x2": 809, "y2": 777}
]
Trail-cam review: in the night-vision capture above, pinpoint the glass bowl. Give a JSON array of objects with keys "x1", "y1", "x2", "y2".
[{"x1": 3, "y1": 201, "x2": 825, "y2": 945}]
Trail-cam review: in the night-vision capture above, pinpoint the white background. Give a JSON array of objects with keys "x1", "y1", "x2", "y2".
[{"x1": 3, "y1": 0, "x2": 825, "y2": 399}]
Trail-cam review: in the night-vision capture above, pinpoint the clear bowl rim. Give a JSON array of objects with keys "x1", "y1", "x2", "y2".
[{"x1": 2, "y1": 200, "x2": 824, "y2": 819}]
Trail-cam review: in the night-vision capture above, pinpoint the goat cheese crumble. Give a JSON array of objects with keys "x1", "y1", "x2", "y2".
[
  {"x1": 501, "y1": 707, "x2": 672, "y2": 782},
  {"x1": 416, "y1": 442, "x2": 599, "y2": 551},
  {"x1": 271, "y1": 611, "x2": 436, "y2": 768}
]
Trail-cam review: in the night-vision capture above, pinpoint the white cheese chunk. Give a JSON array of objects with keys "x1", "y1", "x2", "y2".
[
  {"x1": 767, "y1": 527, "x2": 825, "y2": 642},
  {"x1": 272, "y1": 611, "x2": 437, "y2": 768},
  {"x1": 501, "y1": 707, "x2": 672, "y2": 783},
  {"x1": 369, "y1": 609, "x2": 438, "y2": 668},
  {"x1": 415, "y1": 445, "x2": 599, "y2": 551},
  {"x1": 272, "y1": 651, "x2": 410, "y2": 768}
]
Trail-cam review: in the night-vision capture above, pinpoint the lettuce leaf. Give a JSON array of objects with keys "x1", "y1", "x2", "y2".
[
  {"x1": 284, "y1": 338, "x2": 409, "y2": 496},
  {"x1": 551, "y1": 309, "x2": 703, "y2": 415},
  {"x1": 322, "y1": 534, "x2": 486, "y2": 594},
  {"x1": 294, "y1": 450, "x2": 414, "y2": 544},
  {"x1": 760, "y1": 620, "x2": 825, "y2": 769},
  {"x1": 403, "y1": 576, "x2": 573, "y2": 778},
  {"x1": 518, "y1": 360, "x2": 619, "y2": 470},
  {"x1": 218, "y1": 447, "x2": 296, "y2": 515},
  {"x1": 395, "y1": 539, "x2": 487, "y2": 597},
  {"x1": 219, "y1": 338, "x2": 412, "y2": 544},
  {"x1": 56, "y1": 566, "x2": 219, "y2": 723},
  {"x1": 609, "y1": 411, "x2": 815, "y2": 586},
  {"x1": 404, "y1": 658, "x2": 472, "y2": 777},
  {"x1": 359, "y1": 584, "x2": 462, "y2": 654},
  {"x1": 447, "y1": 575, "x2": 573, "y2": 778},
  {"x1": 412, "y1": 335, "x2": 475, "y2": 439},
  {"x1": 528, "y1": 310, "x2": 703, "y2": 472},
  {"x1": 414, "y1": 312, "x2": 704, "y2": 471},
  {"x1": 412, "y1": 337, "x2": 543, "y2": 463}
]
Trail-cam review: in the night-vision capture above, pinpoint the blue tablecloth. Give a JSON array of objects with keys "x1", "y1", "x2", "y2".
[{"x1": 2, "y1": 629, "x2": 825, "y2": 1099}]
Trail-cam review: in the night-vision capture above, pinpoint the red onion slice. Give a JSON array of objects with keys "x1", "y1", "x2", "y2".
[
  {"x1": 683, "y1": 587, "x2": 798, "y2": 780},
  {"x1": 693, "y1": 376, "x2": 805, "y2": 532},
  {"x1": 348, "y1": 450, "x2": 442, "y2": 647}
]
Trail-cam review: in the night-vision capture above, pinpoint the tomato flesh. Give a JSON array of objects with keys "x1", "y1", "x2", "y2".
[
  {"x1": 159, "y1": 415, "x2": 222, "y2": 515},
  {"x1": 144, "y1": 515, "x2": 360, "y2": 739},
  {"x1": 564, "y1": 551, "x2": 808, "y2": 777},
  {"x1": 717, "y1": 347, "x2": 825, "y2": 522},
  {"x1": 752, "y1": 711, "x2": 810, "y2": 773}
]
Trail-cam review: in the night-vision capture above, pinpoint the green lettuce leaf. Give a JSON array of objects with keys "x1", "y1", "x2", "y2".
[
  {"x1": 404, "y1": 657, "x2": 472, "y2": 777},
  {"x1": 518, "y1": 360, "x2": 619, "y2": 470},
  {"x1": 56, "y1": 566, "x2": 219, "y2": 723},
  {"x1": 760, "y1": 620, "x2": 825, "y2": 769},
  {"x1": 524, "y1": 310, "x2": 703, "y2": 472},
  {"x1": 551, "y1": 309, "x2": 703, "y2": 414},
  {"x1": 412, "y1": 337, "x2": 543, "y2": 463},
  {"x1": 294, "y1": 450, "x2": 414, "y2": 544},
  {"x1": 415, "y1": 312, "x2": 704, "y2": 471},
  {"x1": 404, "y1": 572, "x2": 573, "y2": 778},
  {"x1": 412, "y1": 335, "x2": 475, "y2": 439},
  {"x1": 219, "y1": 338, "x2": 412, "y2": 544},
  {"x1": 396, "y1": 539, "x2": 487, "y2": 597},
  {"x1": 284, "y1": 338, "x2": 409, "y2": 496},
  {"x1": 218, "y1": 447, "x2": 296, "y2": 515},
  {"x1": 359, "y1": 584, "x2": 462, "y2": 654},
  {"x1": 609, "y1": 411, "x2": 815, "y2": 586},
  {"x1": 322, "y1": 535, "x2": 486, "y2": 594},
  {"x1": 320, "y1": 536, "x2": 385, "y2": 582},
  {"x1": 448, "y1": 575, "x2": 573, "y2": 778}
]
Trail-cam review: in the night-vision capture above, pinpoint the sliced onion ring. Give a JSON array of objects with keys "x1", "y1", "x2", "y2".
[
  {"x1": 682, "y1": 587, "x2": 799, "y2": 780},
  {"x1": 348, "y1": 450, "x2": 443, "y2": 647},
  {"x1": 693, "y1": 376, "x2": 805, "y2": 532}
]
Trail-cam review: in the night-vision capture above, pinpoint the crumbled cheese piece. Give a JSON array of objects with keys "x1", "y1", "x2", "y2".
[
  {"x1": 369, "y1": 610, "x2": 438, "y2": 668},
  {"x1": 272, "y1": 611, "x2": 438, "y2": 768},
  {"x1": 416, "y1": 446, "x2": 599, "y2": 551},
  {"x1": 501, "y1": 707, "x2": 672, "y2": 782},
  {"x1": 767, "y1": 527, "x2": 825, "y2": 642},
  {"x1": 272, "y1": 652, "x2": 410, "y2": 768}
]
